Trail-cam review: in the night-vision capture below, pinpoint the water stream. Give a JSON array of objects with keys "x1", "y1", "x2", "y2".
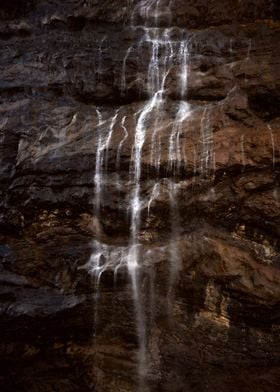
[
  {"x1": 84, "y1": 0, "x2": 207, "y2": 388},
  {"x1": 72, "y1": 0, "x2": 278, "y2": 389}
]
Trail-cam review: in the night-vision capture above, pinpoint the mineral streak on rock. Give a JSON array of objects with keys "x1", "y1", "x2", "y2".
[{"x1": 0, "y1": 0, "x2": 280, "y2": 391}]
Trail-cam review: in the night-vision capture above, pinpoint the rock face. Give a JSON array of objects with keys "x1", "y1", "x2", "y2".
[{"x1": 0, "y1": 1, "x2": 280, "y2": 391}]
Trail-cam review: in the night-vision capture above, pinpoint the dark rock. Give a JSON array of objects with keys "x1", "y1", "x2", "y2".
[{"x1": 0, "y1": 1, "x2": 280, "y2": 391}]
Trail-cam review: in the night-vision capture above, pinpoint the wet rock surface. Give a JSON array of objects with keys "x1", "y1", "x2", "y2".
[{"x1": 0, "y1": 1, "x2": 280, "y2": 391}]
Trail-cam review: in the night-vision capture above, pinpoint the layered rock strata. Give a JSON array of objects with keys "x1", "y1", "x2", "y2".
[{"x1": 0, "y1": 1, "x2": 280, "y2": 391}]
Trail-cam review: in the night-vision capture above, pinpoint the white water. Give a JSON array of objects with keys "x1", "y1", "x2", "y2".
[
  {"x1": 268, "y1": 125, "x2": 275, "y2": 169},
  {"x1": 179, "y1": 40, "x2": 189, "y2": 98},
  {"x1": 147, "y1": 181, "x2": 161, "y2": 216},
  {"x1": 121, "y1": 47, "x2": 133, "y2": 96},
  {"x1": 104, "y1": 110, "x2": 119, "y2": 169},
  {"x1": 93, "y1": 109, "x2": 119, "y2": 216},
  {"x1": 168, "y1": 101, "x2": 191, "y2": 173},
  {"x1": 84, "y1": 0, "x2": 198, "y2": 388},
  {"x1": 200, "y1": 107, "x2": 214, "y2": 177},
  {"x1": 79, "y1": 8, "x2": 243, "y2": 388},
  {"x1": 94, "y1": 109, "x2": 104, "y2": 217},
  {"x1": 116, "y1": 115, "x2": 129, "y2": 169}
]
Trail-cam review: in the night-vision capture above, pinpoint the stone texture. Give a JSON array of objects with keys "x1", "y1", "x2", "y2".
[{"x1": 0, "y1": 1, "x2": 280, "y2": 391}]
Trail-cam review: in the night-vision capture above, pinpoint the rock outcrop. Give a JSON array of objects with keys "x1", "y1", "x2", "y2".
[{"x1": 0, "y1": 1, "x2": 280, "y2": 391}]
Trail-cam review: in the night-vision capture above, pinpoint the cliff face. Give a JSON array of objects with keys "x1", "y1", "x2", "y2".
[{"x1": 0, "y1": 1, "x2": 280, "y2": 391}]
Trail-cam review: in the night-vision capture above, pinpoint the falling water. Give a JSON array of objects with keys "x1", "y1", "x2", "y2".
[
  {"x1": 147, "y1": 181, "x2": 161, "y2": 216},
  {"x1": 167, "y1": 179, "x2": 181, "y2": 309},
  {"x1": 94, "y1": 108, "x2": 104, "y2": 217},
  {"x1": 127, "y1": 5, "x2": 194, "y2": 381},
  {"x1": 179, "y1": 40, "x2": 189, "y2": 98},
  {"x1": 121, "y1": 47, "x2": 133, "y2": 96},
  {"x1": 116, "y1": 115, "x2": 128, "y2": 169},
  {"x1": 168, "y1": 101, "x2": 191, "y2": 173},
  {"x1": 93, "y1": 108, "x2": 119, "y2": 215},
  {"x1": 200, "y1": 107, "x2": 215, "y2": 177},
  {"x1": 128, "y1": 91, "x2": 162, "y2": 383},
  {"x1": 84, "y1": 0, "x2": 196, "y2": 388},
  {"x1": 87, "y1": 108, "x2": 119, "y2": 335},
  {"x1": 268, "y1": 125, "x2": 275, "y2": 169},
  {"x1": 105, "y1": 110, "x2": 119, "y2": 169},
  {"x1": 96, "y1": 36, "x2": 107, "y2": 81}
]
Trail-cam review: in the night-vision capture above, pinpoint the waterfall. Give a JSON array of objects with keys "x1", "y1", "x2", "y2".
[
  {"x1": 268, "y1": 125, "x2": 275, "y2": 169},
  {"x1": 83, "y1": 0, "x2": 195, "y2": 388},
  {"x1": 200, "y1": 107, "x2": 214, "y2": 177}
]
